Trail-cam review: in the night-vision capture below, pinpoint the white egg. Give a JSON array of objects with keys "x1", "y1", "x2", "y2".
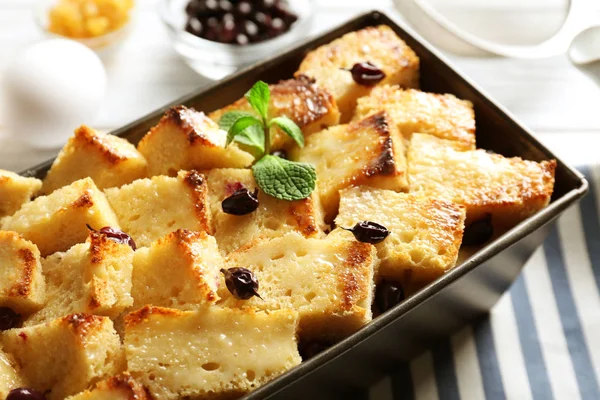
[{"x1": 3, "y1": 39, "x2": 106, "y2": 148}]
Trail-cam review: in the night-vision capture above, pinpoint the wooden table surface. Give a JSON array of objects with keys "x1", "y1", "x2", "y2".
[{"x1": 0, "y1": 0, "x2": 599, "y2": 171}]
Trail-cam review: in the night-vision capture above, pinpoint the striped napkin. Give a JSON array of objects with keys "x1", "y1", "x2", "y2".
[{"x1": 368, "y1": 166, "x2": 600, "y2": 400}]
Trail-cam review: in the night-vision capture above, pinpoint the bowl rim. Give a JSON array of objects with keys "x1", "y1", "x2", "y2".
[{"x1": 157, "y1": 0, "x2": 315, "y2": 53}]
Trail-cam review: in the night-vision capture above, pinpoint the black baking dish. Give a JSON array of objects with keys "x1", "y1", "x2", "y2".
[{"x1": 20, "y1": 10, "x2": 588, "y2": 400}]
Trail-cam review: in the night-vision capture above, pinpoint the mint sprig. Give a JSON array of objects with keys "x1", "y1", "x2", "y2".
[{"x1": 219, "y1": 81, "x2": 316, "y2": 201}]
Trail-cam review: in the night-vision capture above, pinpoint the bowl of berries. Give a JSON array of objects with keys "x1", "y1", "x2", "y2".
[{"x1": 159, "y1": 0, "x2": 314, "y2": 79}]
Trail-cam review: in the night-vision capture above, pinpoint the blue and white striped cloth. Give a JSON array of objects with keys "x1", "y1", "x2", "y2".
[{"x1": 368, "y1": 166, "x2": 600, "y2": 400}]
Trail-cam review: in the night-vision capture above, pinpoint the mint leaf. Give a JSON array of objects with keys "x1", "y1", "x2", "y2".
[
  {"x1": 252, "y1": 155, "x2": 316, "y2": 201},
  {"x1": 270, "y1": 116, "x2": 304, "y2": 148},
  {"x1": 233, "y1": 124, "x2": 265, "y2": 157},
  {"x1": 245, "y1": 81, "x2": 270, "y2": 122},
  {"x1": 218, "y1": 111, "x2": 254, "y2": 131},
  {"x1": 226, "y1": 115, "x2": 262, "y2": 147}
]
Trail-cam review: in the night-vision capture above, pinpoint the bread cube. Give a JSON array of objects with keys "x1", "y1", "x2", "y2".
[
  {"x1": 336, "y1": 187, "x2": 466, "y2": 284},
  {"x1": 124, "y1": 305, "x2": 301, "y2": 400},
  {"x1": 41, "y1": 125, "x2": 148, "y2": 194},
  {"x1": 354, "y1": 87, "x2": 476, "y2": 149},
  {"x1": 131, "y1": 229, "x2": 222, "y2": 309},
  {"x1": 293, "y1": 112, "x2": 407, "y2": 222},
  {"x1": 219, "y1": 232, "x2": 376, "y2": 341},
  {"x1": 407, "y1": 133, "x2": 556, "y2": 228},
  {"x1": 209, "y1": 76, "x2": 341, "y2": 150},
  {"x1": 105, "y1": 170, "x2": 211, "y2": 248},
  {"x1": 0, "y1": 231, "x2": 45, "y2": 314},
  {"x1": 25, "y1": 231, "x2": 134, "y2": 326},
  {"x1": 0, "y1": 347, "x2": 25, "y2": 399},
  {"x1": 2, "y1": 314, "x2": 124, "y2": 400},
  {"x1": 138, "y1": 106, "x2": 254, "y2": 177},
  {"x1": 66, "y1": 373, "x2": 150, "y2": 400},
  {"x1": 206, "y1": 168, "x2": 326, "y2": 254},
  {"x1": 1, "y1": 178, "x2": 120, "y2": 256},
  {"x1": 0, "y1": 170, "x2": 41, "y2": 218},
  {"x1": 296, "y1": 25, "x2": 419, "y2": 121}
]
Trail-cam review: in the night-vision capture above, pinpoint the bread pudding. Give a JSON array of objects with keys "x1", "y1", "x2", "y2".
[{"x1": 0, "y1": 24, "x2": 557, "y2": 399}]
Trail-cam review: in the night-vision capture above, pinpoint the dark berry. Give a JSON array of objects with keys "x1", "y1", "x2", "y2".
[
  {"x1": 299, "y1": 340, "x2": 331, "y2": 360},
  {"x1": 244, "y1": 20, "x2": 259, "y2": 38},
  {"x1": 343, "y1": 221, "x2": 390, "y2": 244},
  {"x1": 271, "y1": 150, "x2": 287, "y2": 159},
  {"x1": 222, "y1": 187, "x2": 259, "y2": 215},
  {"x1": 236, "y1": 33, "x2": 249, "y2": 45},
  {"x1": 253, "y1": 11, "x2": 272, "y2": 28},
  {"x1": 6, "y1": 388, "x2": 46, "y2": 400},
  {"x1": 0, "y1": 307, "x2": 20, "y2": 331},
  {"x1": 462, "y1": 214, "x2": 494, "y2": 246},
  {"x1": 219, "y1": 17, "x2": 237, "y2": 42},
  {"x1": 348, "y1": 62, "x2": 386, "y2": 86},
  {"x1": 219, "y1": 0, "x2": 232, "y2": 11},
  {"x1": 185, "y1": 17, "x2": 203, "y2": 36},
  {"x1": 87, "y1": 224, "x2": 137, "y2": 250},
  {"x1": 268, "y1": 17, "x2": 284, "y2": 37},
  {"x1": 220, "y1": 267, "x2": 262, "y2": 300},
  {"x1": 236, "y1": 1, "x2": 252, "y2": 16},
  {"x1": 375, "y1": 280, "x2": 405, "y2": 312}
]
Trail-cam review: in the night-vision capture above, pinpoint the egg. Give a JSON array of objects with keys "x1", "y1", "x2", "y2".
[{"x1": 3, "y1": 39, "x2": 106, "y2": 148}]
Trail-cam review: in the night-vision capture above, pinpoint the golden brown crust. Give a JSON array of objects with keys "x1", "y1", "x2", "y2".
[
  {"x1": 208, "y1": 76, "x2": 338, "y2": 130},
  {"x1": 288, "y1": 198, "x2": 320, "y2": 238},
  {"x1": 96, "y1": 372, "x2": 152, "y2": 400},
  {"x1": 144, "y1": 106, "x2": 220, "y2": 149},
  {"x1": 124, "y1": 305, "x2": 182, "y2": 327},
  {"x1": 181, "y1": 170, "x2": 212, "y2": 234},
  {"x1": 71, "y1": 190, "x2": 94, "y2": 209},
  {"x1": 62, "y1": 313, "x2": 106, "y2": 341},
  {"x1": 339, "y1": 241, "x2": 372, "y2": 311},
  {"x1": 8, "y1": 248, "x2": 36, "y2": 297},
  {"x1": 74, "y1": 125, "x2": 127, "y2": 165},
  {"x1": 357, "y1": 112, "x2": 397, "y2": 177}
]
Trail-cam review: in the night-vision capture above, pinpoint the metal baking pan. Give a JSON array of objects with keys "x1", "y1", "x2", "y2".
[{"x1": 20, "y1": 10, "x2": 588, "y2": 400}]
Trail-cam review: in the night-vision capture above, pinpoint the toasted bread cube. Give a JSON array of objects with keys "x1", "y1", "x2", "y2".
[
  {"x1": 209, "y1": 76, "x2": 341, "y2": 151},
  {"x1": 293, "y1": 112, "x2": 407, "y2": 222},
  {"x1": 41, "y1": 125, "x2": 148, "y2": 194},
  {"x1": 2, "y1": 314, "x2": 124, "y2": 400},
  {"x1": 336, "y1": 187, "x2": 466, "y2": 283},
  {"x1": 25, "y1": 231, "x2": 134, "y2": 326},
  {"x1": 408, "y1": 133, "x2": 556, "y2": 228},
  {"x1": 131, "y1": 229, "x2": 222, "y2": 309},
  {"x1": 105, "y1": 170, "x2": 211, "y2": 248},
  {"x1": 219, "y1": 232, "x2": 376, "y2": 341},
  {"x1": 0, "y1": 170, "x2": 41, "y2": 218},
  {"x1": 124, "y1": 306, "x2": 301, "y2": 400},
  {"x1": 296, "y1": 25, "x2": 419, "y2": 121},
  {"x1": 0, "y1": 347, "x2": 25, "y2": 399},
  {"x1": 0, "y1": 231, "x2": 45, "y2": 314},
  {"x1": 354, "y1": 87, "x2": 476, "y2": 149},
  {"x1": 138, "y1": 106, "x2": 254, "y2": 177},
  {"x1": 66, "y1": 373, "x2": 150, "y2": 400},
  {"x1": 1, "y1": 178, "x2": 120, "y2": 256},
  {"x1": 206, "y1": 168, "x2": 326, "y2": 254}
]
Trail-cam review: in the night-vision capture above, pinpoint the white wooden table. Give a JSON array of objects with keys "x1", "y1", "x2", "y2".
[{"x1": 1, "y1": 2, "x2": 600, "y2": 400}]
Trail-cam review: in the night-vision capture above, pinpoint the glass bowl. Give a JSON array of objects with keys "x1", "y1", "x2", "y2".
[
  {"x1": 158, "y1": 0, "x2": 315, "y2": 80},
  {"x1": 34, "y1": 0, "x2": 136, "y2": 58}
]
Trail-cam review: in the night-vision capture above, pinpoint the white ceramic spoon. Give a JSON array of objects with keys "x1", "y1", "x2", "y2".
[{"x1": 569, "y1": 25, "x2": 600, "y2": 65}]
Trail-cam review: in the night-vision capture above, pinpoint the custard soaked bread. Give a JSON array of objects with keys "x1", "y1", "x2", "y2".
[
  {"x1": 206, "y1": 168, "x2": 326, "y2": 254},
  {"x1": 209, "y1": 76, "x2": 341, "y2": 151},
  {"x1": 66, "y1": 373, "x2": 151, "y2": 400},
  {"x1": 336, "y1": 187, "x2": 466, "y2": 284},
  {"x1": 219, "y1": 232, "x2": 376, "y2": 341},
  {"x1": 407, "y1": 133, "x2": 556, "y2": 228},
  {"x1": 0, "y1": 231, "x2": 45, "y2": 314},
  {"x1": 124, "y1": 306, "x2": 301, "y2": 400},
  {"x1": 296, "y1": 25, "x2": 419, "y2": 121},
  {"x1": 138, "y1": 106, "x2": 254, "y2": 177},
  {"x1": 2, "y1": 314, "x2": 124, "y2": 400},
  {"x1": 353, "y1": 87, "x2": 476, "y2": 149},
  {"x1": 0, "y1": 169, "x2": 41, "y2": 218},
  {"x1": 1, "y1": 178, "x2": 120, "y2": 256},
  {"x1": 105, "y1": 170, "x2": 211, "y2": 248},
  {"x1": 131, "y1": 229, "x2": 223, "y2": 310},
  {"x1": 41, "y1": 125, "x2": 148, "y2": 194},
  {"x1": 0, "y1": 347, "x2": 25, "y2": 399},
  {"x1": 293, "y1": 112, "x2": 407, "y2": 222},
  {"x1": 25, "y1": 230, "x2": 134, "y2": 326}
]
